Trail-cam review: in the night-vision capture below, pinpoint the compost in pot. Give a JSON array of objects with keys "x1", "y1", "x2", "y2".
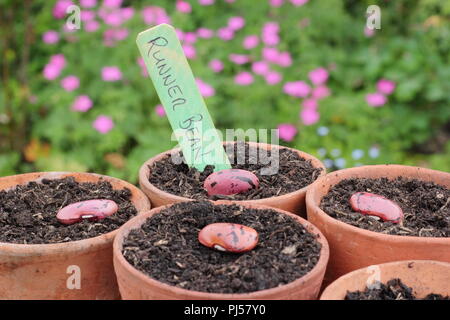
[
  {"x1": 320, "y1": 177, "x2": 450, "y2": 237},
  {"x1": 149, "y1": 143, "x2": 323, "y2": 201},
  {"x1": 122, "y1": 201, "x2": 322, "y2": 294},
  {"x1": 345, "y1": 278, "x2": 450, "y2": 300},
  {"x1": 0, "y1": 177, "x2": 137, "y2": 244}
]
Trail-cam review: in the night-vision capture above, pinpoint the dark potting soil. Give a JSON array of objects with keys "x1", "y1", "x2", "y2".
[
  {"x1": 320, "y1": 177, "x2": 450, "y2": 237},
  {"x1": 345, "y1": 278, "x2": 450, "y2": 300},
  {"x1": 0, "y1": 177, "x2": 137, "y2": 244},
  {"x1": 122, "y1": 201, "x2": 322, "y2": 294},
  {"x1": 148, "y1": 142, "x2": 323, "y2": 200}
]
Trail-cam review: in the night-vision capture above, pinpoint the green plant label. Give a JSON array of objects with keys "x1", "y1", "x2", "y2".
[{"x1": 136, "y1": 24, "x2": 231, "y2": 172}]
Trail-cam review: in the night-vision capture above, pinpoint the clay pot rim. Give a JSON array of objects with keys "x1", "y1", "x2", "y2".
[
  {"x1": 139, "y1": 141, "x2": 326, "y2": 204},
  {"x1": 306, "y1": 164, "x2": 450, "y2": 244},
  {"x1": 320, "y1": 259, "x2": 450, "y2": 300},
  {"x1": 113, "y1": 200, "x2": 330, "y2": 299},
  {"x1": 0, "y1": 171, "x2": 151, "y2": 254}
]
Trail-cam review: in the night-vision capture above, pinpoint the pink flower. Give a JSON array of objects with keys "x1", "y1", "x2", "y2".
[
  {"x1": 183, "y1": 32, "x2": 197, "y2": 44},
  {"x1": 290, "y1": 0, "x2": 308, "y2": 6},
  {"x1": 229, "y1": 54, "x2": 249, "y2": 65},
  {"x1": 155, "y1": 104, "x2": 166, "y2": 117},
  {"x1": 312, "y1": 86, "x2": 331, "y2": 100},
  {"x1": 121, "y1": 7, "x2": 134, "y2": 20},
  {"x1": 300, "y1": 108, "x2": 320, "y2": 125},
  {"x1": 182, "y1": 44, "x2": 196, "y2": 59},
  {"x1": 199, "y1": 0, "x2": 214, "y2": 5},
  {"x1": 209, "y1": 59, "x2": 224, "y2": 72},
  {"x1": 262, "y1": 22, "x2": 280, "y2": 34},
  {"x1": 103, "y1": 11, "x2": 123, "y2": 26},
  {"x1": 42, "y1": 31, "x2": 59, "y2": 44},
  {"x1": 137, "y1": 57, "x2": 148, "y2": 77},
  {"x1": 72, "y1": 95, "x2": 93, "y2": 112},
  {"x1": 262, "y1": 33, "x2": 279, "y2": 46},
  {"x1": 283, "y1": 81, "x2": 311, "y2": 97},
  {"x1": 142, "y1": 6, "x2": 170, "y2": 25},
  {"x1": 366, "y1": 93, "x2": 387, "y2": 107},
  {"x1": 80, "y1": 0, "x2": 97, "y2": 8},
  {"x1": 197, "y1": 28, "x2": 214, "y2": 39},
  {"x1": 175, "y1": 29, "x2": 185, "y2": 41},
  {"x1": 93, "y1": 115, "x2": 114, "y2": 134},
  {"x1": 104, "y1": 29, "x2": 116, "y2": 46},
  {"x1": 101, "y1": 66, "x2": 122, "y2": 81},
  {"x1": 376, "y1": 79, "x2": 396, "y2": 95},
  {"x1": 274, "y1": 52, "x2": 292, "y2": 67},
  {"x1": 53, "y1": 0, "x2": 73, "y2": 19},
  {"x1": 262, "y1": 47, "x2": 279, "y2": 63},
  {"x1": 302, "y1": 98, "x2": 318, "y2": 109},
  {"x1": 228, "y1": 16, "x2": 245, "y2": 31},
  {"x1": 217, "y1": 28, "x2": 234, "y2": 41},
  {"x1": 265, "y1": 71, "x2": 282, "y2": 85},
  {"x1": 80, "y1": 10, "x2": 95, "y2": 21},
  {"x1": 277, "y1": 124, "x2": 297, "y2": 142},
  {"x1": 85, "y1": 20, "x2": 100, "y2": 32},
  {"x1": 61, "y1": 75, "x2": 80, "y2": 91},
  {"x1": 196, "y1": 78, "x2": 215, "y2": 97},
  {"x1": 234, "y1": 72, "x2": 254, "y2": 86},
  {"x1": 251, "y1": 61, "x2": 270, "y2": 75},
  {"x1": 269, "y1": 0, "x2": 284, "y2": 7},
  {"x1": 50, "y1": 54, "x2": 66, "y2": 69},
  {"x1": 364, "y1": 27, "x2": 375, "y2": 37},
  {"x1": 155, "y1": 13, "x2": 171, "y2": 25},
  {"x1": 114, "y1": 28, "x2": 129, "y2": 40},
  {"x1": 176, "y1": 1, "x2": 192, "y2": 13},
  {"x1": 43, "y1": 64, "x2": 61, "y2": 80},
  {"x1": 63, "y1": 23, "x2": 78, "y2": 33},
  {"x1": 308, "y1": 68, "x2": 329, "y2": 85},
  {"x1": 103, "y1": 0, "x2": 122, "y2": 8},
  {"x1": 243, "y1": 35, "x2": 259, "y2": 49},
  {"x1": 103, "y1": 28, "x2": 129, "y2": 43}
]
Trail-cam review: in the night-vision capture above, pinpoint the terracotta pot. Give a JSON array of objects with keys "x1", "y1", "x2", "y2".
[
  {"x1": 139, "y1": 142, "x2": 326, "y2": 217},
  {"x1": 0, "y1": 172, "x2": 151, "y2": 300},
  {"x1": 306, "y1": 165, "x2": 450, "y2": 286},
  {"x1": 320, "y1": 260, "x2": 450, "y2": 300},
  {"x1": 113, "y1": 201, "x2": 330, "y2": 300}
]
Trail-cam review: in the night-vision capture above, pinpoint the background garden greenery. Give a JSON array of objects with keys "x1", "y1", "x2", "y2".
[{"x1": 0, "y1": 0, "x2": 449, "y2": 183}]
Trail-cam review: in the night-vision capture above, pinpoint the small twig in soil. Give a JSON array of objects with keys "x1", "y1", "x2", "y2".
[
  {"x1": 398, "y1": 226, "x2": 413, "y2": 233},
  {"x1": 436, "y1": 197, "x2": 450, "y2": 213}
]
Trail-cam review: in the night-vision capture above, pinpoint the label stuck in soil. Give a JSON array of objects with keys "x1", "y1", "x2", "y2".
[{"x1": 136, "y1": 24, "x2": 231, "y2": 172}]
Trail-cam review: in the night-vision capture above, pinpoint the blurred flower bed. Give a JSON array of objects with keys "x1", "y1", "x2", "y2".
[{"x1": 0, "y1": 0, "x2": 449, "y2": 183}]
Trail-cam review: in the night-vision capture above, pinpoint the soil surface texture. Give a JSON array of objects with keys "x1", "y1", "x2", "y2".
[
  {"x1": 320, "y1": 177, "x2": 450, "y2": 237},
  {"x1": 122, "y1": 201, "x2": 322, "y2": 294},
  {"x1": 0, "y1": 177, "x2": 137, "y2": 244},
  {"x1": 345, "y1": 278, "x2": 450, "y2": 300},
  {"x1": 148, "y1": 142, "x2": 323, "y2": 201}
]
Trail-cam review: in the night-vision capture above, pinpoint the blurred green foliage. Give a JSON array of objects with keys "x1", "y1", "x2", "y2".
[{"x1": 0, "y1": 0, "x2": 449, "y2": 183}]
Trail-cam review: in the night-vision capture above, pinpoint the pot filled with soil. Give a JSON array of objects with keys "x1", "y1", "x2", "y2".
[
  {"x1": 306, "y1": 165, "x2": 450, "y2": 285},
  {"x1": 0, "y1": 172, "x2": 151, "y2": 300},
  {"x1": 113, "y1": 200, "x2": 329, "y2": 299},
  {"x1": 139, "y1": 141, "x2": 325, "y2": 217},
  {"x1": 320, "y1": 260, "x2": 450, "y2": 300}
]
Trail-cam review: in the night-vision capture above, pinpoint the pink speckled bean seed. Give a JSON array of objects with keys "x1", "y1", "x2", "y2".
[
  {"x1": 350, "y1": 192, "x2": 403, "y2": 223},
  {"x1": 204, "y1": 169, "x2": 259, "y2": 196},
  {"x1": 198, "y1": 223, "x2": 259, "y2": 253},
  {"x1": 56, "y1": 199, "x2": 119, "y2": 225}
]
